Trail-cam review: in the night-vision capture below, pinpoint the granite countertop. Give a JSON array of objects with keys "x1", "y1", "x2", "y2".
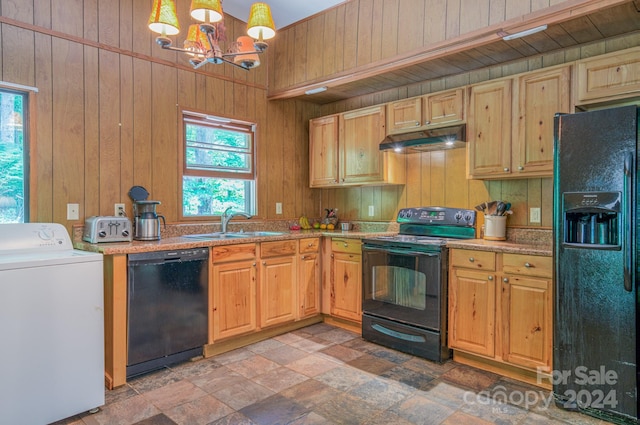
[
  {"x1": 73, "y1": 230, "x2": 397, "y2": 255},
  {"x1": 446, "y1": 239, "x2": 552, "y2": 256}
]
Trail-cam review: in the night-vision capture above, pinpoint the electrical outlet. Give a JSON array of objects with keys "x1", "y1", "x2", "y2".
[
  {"x1": 368, "y1": 205, "x2": 375, "y2": 217},
  {"x1": 276, "y1": 202, "x2": 283, "y2": 214},
  {"x1": 67, "y1": 203, "x2": 79, "y2": 220},
  {"x1": 115, "y1": 203, "x2": 126, "y2": 217},
  {"x1": 530, "y1": 207, "x2": 541, "y2": 223}
]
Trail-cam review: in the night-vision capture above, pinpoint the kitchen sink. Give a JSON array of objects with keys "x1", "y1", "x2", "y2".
[
  {"x1": 228, "y1": 231, "x2": 287, "y2": 237},
  {"x1": 183, "y1": 232, "x2": 251, "y2": 240}
]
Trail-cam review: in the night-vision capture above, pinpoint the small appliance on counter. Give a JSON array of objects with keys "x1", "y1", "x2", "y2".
[
  {"x1": 129, "y1": 185, "x2": 166, "y2": 241},
  {"x1": 83, "y1": 216, "x2": 132, "y2": 243}
]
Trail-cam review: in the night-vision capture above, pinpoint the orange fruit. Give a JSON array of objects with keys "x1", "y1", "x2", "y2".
[
  {"x1": 320, "y1": 223, "x2": 327, "y2": 229},
  {"x1": 327, "y1": 223, "x2": 335, "y2": 230}
]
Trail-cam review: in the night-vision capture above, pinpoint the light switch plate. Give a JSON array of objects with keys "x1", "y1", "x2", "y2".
[
  {"x1": 368, "y1": 205, "x2": 375, "y2": 217},
  {"x1": 67, "y1": 203, "x2": 79, "y2": 220},
  {"x1": 530, "y1": 207, "x2": 541, "y2": 223},
  {"x1": 276, "y1": 202, "x2": 283, "y2": 214}
]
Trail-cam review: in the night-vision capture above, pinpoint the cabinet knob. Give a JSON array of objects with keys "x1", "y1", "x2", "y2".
[
  {"x1": 252, "y1": 262, "x2": 256, "y2": 267},
  {"x1": 331, "y1": 254, "x2": 334, "y2": 258},
  {"x1": 518, "y1": 166, "x2": 524, "y2": 171},
  {"x1": 344, "y1": 243, "x2": 348, "y2": 248},
  {"x1": 503, "y1": 277, "x2": 509, "y2": 283},
  {"x1": 503, "y1": 167, "x2": 510, "y2": 172},
  {"x1": 415, "y1": 121, "x2": 420, "y2": 126},
  {"x1": 424, "y1": 120, "x2": 430, "y2": 125},
  {"x1": 468, "y1": 257, "x2": 474, "y2": 262},
  {"x1": 524, "y1": 262, "x2": 532, "y2": 268},
  {"x1": 488, "y1": 276, "x2": 493, "y2": 280},
  {"x1": 301, "y1": 255, "x2": 306, "y2": 260},
  {"x1": 262, "y1": 261, "x2": 266, "y2": 265}
]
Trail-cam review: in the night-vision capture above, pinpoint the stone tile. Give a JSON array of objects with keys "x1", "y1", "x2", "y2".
[
  {"x1": 347, "y1": 376, "x2": 414, "y2": 410},
  {"x1": 209, "y1": 412, "x2": 257, "y2": 425},
  {"x1": 315, "y1": 365, "x2": 374, "y2": 392},
  {"x1": 131, "y1": 413, "x2": 178, "y2": 425},
  {"x1": 252, "y1": 366, "x2": 310, "y2": 392},
  {"x1": 128, "y1": 368, "x2": 182, "y2": 394},
  {"x1": 211, "y1": 347, "x2": 255, "y2": 365},
  {"x1": 163, "y1": 394, "x2": 233, "y2": 425},
  {"x1": 319, "y1": 344, "x2": 365, "y2": 363},
  {"x1": 279, "y1": 379, "x2": 343, "y2": 409},
  {"x1": 519, "y1": 411, "x2": 575, "y2": 424},
  {"x1": 105, "y1": 384, "x2": 138, "y2": 405},
  {"x1": 313, "y1": 393, "x2": 382, "y2": 425},
  {"x1": 459, "y1": 390, "x2": 529, "y2": 424},
  {"x1": 260, "y1": 345, "x2": 309, "y2": 365},
  {"x1": 273, "y1": 332, "x2": 304, "y2": 345},
  {"x1": 390, "y1": 393, "x2": 456, "y2": 425},
  {"x1": 420, "y1": 379, "x2": 471, "y2": 409},
  {"x1": 245, "y1": 338, "x2": 286, "y2": 354},
  {"x1": 361, "y1": 410, "x2": 415, "y2": 425},
  {"x1": 287, "y1": 411, "x2": 334, "y2": 425},
  {"x1": 209, "y1": 379, "x2": 275, "y2": 410},
  {"x1": 290, "y1": 337, "x2": 332, "y2": 353},
  {"x1": 287, "y1": 353, "x2": 341, "y2": 377},
  {"x1": 189, "y1": 366, "x2": 245, "y2": 393},
  {"x1": 239, "y1": 393, "x2": 309, "y2": 425},
  {"x1": 440, "y1": 411, "x2": 495, "y2": 425},
  {"x1": 226, "y1": 354, "x2": 281, "y2": 379},
  {"x1": 347, "y1": 353, "x2": 396, "y2": 375},
  {"x1": 314, "y1": 328, "x2": 359, "y2": 344},
  {"x1": 380, "y1": 364, "x2": 436, "y2": 391},
  {"x1": 297, "y1": 323, "x2": 337, "y2": 335},
  {"x1": 368, "y1": 346, "x2": 413, "y2": 364},
  {"x1": 87, "y1": 393, "x2": 161, "y2": 425},
  {"x1": 440, "y1": 364, "x2": 501, "y2": 392},
  {"x1": 340, "y1": 338, "x2": 381, "y2": 354},
  {"x1": 402, "y1": 357, "x2": 457, "y2": 377},
  {"x1": 172, "y1": 357, "x2": 222, "y2": 380},
  {"x1": 142, "y1": 380, "x2": 207, "y2": 411},
  {"x1": 484, "y1": 378, "x2": 555, "y2": 413}
]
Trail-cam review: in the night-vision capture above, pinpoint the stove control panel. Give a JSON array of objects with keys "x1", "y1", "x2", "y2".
[{"x1": 397, "y1": 207, "x2": 476, "y2": 227}]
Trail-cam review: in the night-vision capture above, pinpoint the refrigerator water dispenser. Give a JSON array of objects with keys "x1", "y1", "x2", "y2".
[{"x1": 562, "y1": 191, "x2": 621, "y2": 248}]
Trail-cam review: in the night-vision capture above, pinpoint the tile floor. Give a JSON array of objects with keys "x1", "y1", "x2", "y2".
[{"x1": 55, "y1": 323, "x2": 616, "y2": 425}]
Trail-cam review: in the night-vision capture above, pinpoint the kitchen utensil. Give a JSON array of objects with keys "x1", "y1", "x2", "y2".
[
  {"x1": 496, "y1": 201, "x2": 506, "y2": 216},
  {"x1": 83, "y1": 216, "x2": 132, "y2": 243},
  {"x1": 133, "y1": 200, "x2": 166, "y2": 241},
  {"x1": 485, "y1": 201, "x2": 498, "y2": 215},
  {"x1": 474, "y1": 202, "x2": 487, "y2": 212}
]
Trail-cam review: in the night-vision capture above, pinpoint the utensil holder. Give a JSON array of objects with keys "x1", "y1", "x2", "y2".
[{"x1": 484, "y1": 215, "x2": 507, "y2": 241}]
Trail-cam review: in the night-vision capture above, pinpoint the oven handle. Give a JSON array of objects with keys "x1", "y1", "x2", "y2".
[{"x1": 363, "y1": 246, "x2": 439, "y2": 257}]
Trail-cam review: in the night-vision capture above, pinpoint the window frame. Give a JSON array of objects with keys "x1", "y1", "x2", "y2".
[
  {"x1": 0, "y1": 83, "x2": 35, "y2": 224},
  {"x1": 179, "y1": 109, "x2": 257, "y2": 220}
]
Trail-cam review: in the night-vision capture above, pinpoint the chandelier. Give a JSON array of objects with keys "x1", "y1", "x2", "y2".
[{"x1": 148, "y1": 0, "x2": 276, "y2": 70}]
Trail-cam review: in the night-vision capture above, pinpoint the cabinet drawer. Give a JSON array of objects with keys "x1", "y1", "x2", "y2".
[
  {"x1": 299, "y1": 237, "x2": 320, "y2": 254},
  {"x1": 212, "y1": 243, "x2": 256, "y2": 263},
  {"x1": 450, "y1": 249, "x2": 496, "y2": 271},
  {"x1": 261, "y1": 240, "x2": 297, "y2": 258},
  {"x1": 331, "y1": 238, "x2": 361, "y2": 254},
  {"x1": 503, "y1": 253, "x2": 552, "y2": 278}
]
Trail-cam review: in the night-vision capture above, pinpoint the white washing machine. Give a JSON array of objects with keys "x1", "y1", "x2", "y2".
[{"x1": 0, "y1": 223, "x2": 105, "y2": 425}]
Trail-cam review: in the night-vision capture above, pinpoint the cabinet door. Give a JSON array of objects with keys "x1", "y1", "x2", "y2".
[
  {"x1": 387, "y1": 97, "x2": 422, "y2": 133},
  {"x1": 212, "y1": 260, "x2": 257, "y2": 340},
  {"x1": 424, "y1": 88, "x2": 464, "y2": 126},
  {"x1": 339, "y1": 106, "x2": 386, "y2": 185},
  {"x1": 331, "y1": 252, "x2": 362, "y2": 322},
  {"x1": 501, "y1": 275, "x2": 552, "y2": 371},
  {"x1": 309, "y1": 115, "x2": 339, "y2": 187},
  {"x1": 514, "y1": 67, "x2": 570, "y2": 176},
  {"x1": 467, "y1": 79, "x2": 512, "y2": 179},
  {"x1": 260, "y1": 256, "x2": 297, "y2": 328},
  {"x1": 448, "y1": 268, "x2": 496, "y2": 357},
  {"x1": 576, "y1": 47, "x2": 640, "y2": 104},
  {"x1": 299, "y1": 252, "x2": 320, "y2": 318}
]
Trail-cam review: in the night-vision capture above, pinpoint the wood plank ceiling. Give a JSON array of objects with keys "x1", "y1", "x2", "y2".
[{"x1": 288, "y1": 1, "x2": 640, "y2": 104}]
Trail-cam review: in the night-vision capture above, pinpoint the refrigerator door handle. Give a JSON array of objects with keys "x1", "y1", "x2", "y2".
[{"x1": 623, "y1": 152, "x2": 634, "y2": 292}]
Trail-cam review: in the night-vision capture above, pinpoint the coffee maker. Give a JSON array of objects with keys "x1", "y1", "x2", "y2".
[{"x1": 133, "y1": 200, "x2": 165, "y2": 241}]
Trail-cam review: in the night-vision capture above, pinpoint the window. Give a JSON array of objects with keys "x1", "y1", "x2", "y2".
[
  {"x1": 0, "y1": 88, "x2": 29, "y2": 223},
  {"x1": 182, "y1": 111, "x2": 256, "y2": 218}
]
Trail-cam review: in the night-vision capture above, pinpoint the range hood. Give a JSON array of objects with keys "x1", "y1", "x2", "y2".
[{"x1": 379, "y1": 124, "x2": 466, "y2": 153}]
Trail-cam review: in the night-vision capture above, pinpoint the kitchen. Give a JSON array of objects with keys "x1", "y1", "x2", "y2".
[{"x1": 0, "y1": 0, "x2": 639, "y2": 424}]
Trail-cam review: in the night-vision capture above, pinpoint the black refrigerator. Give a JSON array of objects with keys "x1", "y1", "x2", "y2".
[{"x1": 553, "y1": 105, "x2": 638, "y2": 424}]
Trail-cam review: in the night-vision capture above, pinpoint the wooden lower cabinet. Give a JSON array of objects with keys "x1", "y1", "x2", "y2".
[
  {"x1": 448, "y1": 248, "x2": 553, "y2": 388},
  {"x1": 260, "y1": 240, "x2": 298, "y2": 328},
  {"x1": 299, "y1": 238, "x2": 321, "y2": 318},
  {"x1": 330, "y1": 238, "x2": 362, "y2": 322},
  {"x1": 211, "y1": 244, "x2": 258, "y2": 341}
]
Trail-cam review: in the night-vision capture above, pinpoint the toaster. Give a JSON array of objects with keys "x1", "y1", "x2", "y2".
[{"x1": 83, "y1": 216, "x2": 133, "y2": 243}]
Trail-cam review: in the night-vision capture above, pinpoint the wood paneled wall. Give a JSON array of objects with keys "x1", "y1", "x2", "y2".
[{"x1": 0, "y1": 0, "x2": 321, "y2": 230}]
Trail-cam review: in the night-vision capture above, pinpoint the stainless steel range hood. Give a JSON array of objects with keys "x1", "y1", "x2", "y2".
[{"x1": 379, "y1": 124, "x2": 466, "y2": 153}]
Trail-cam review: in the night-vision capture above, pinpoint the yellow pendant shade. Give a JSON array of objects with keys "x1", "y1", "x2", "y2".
[
  {"x1": 184, "y1": 24, "x2": 209, "y2": 55},
  {"x1": 148, "y1": 0, "x2": 180, "y2": 36},
  {"x1": 247, "y1": 2, "x2": 275, "y2": 40},
  {"x1": 190, "y1": 0, "x2": 223, "y2": 23},
  {"x1": 234, "y1": 36, "x2": 260, "y2": 68}
]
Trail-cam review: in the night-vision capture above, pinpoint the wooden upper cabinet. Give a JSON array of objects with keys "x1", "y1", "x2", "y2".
[
  {"x1": 514, "y1": 66, "x2": 571, "y2": 176},
  {"x1": 576, "y1": 46, "x2": 640, "y2": 105},
  {"x1": 467, "y1": 79, "x2": 512, "y2": 179},
  {"x1": 386, "y1": 88, "x2": 464, "y2": 134},
  {"x1": 309, "y1": 115, "x2": 339, "y2": 187},
  {"x1": 310, "y1": 105, "x2": 404, "y2": 188}
]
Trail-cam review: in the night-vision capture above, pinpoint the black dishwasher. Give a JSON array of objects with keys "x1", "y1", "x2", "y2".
[{"x1": 127, "y1": 248, "x2": 208, "y2": 378}]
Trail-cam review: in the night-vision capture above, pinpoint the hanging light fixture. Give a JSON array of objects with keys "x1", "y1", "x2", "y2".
[{"x1": 148, "y1": 0, "x2": 276, "y2": 70}]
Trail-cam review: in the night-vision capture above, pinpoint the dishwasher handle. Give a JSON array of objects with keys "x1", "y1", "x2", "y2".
[{"x1": 128, "y1": 248, "x2": 209, "y2": 265}]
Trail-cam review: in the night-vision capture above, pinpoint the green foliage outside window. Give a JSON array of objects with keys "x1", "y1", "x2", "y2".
[{"x1": 0, "y1": 91, "x2": 26, "y2": 223}]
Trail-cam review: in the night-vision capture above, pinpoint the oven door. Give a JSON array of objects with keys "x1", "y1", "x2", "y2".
[{"x1": 362, "y1": 244, "x2": 443, "y2": 330}]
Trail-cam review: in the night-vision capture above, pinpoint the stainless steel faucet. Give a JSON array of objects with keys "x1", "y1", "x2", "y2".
[{"x1": 221, "y1": 206, "x2": 252, "y2": 233}]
